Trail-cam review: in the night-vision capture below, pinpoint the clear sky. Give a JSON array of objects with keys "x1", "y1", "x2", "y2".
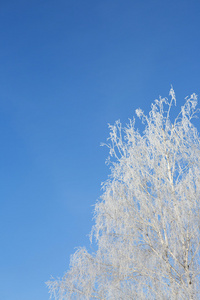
[{"x1": 1, "y1": 0, "x2": 200, "y2": 299}]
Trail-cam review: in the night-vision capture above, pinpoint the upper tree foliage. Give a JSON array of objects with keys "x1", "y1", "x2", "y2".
[{"x1": 47, "y1": 89, "x2": 200, "y2": 299}]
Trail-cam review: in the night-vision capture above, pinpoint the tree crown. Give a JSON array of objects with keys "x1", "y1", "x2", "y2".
[{"x1": 47, "y1": 89, "x2": 200, "y2": 300}]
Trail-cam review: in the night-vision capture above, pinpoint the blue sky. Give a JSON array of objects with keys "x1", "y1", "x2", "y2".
[{"x1": 1, "y1": 0, "x2": 200, "y2": 299}]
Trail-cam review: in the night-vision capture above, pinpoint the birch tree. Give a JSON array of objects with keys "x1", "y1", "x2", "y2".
[{"x1": 47, "y1": 89, "x2": 200, "y2": 299}]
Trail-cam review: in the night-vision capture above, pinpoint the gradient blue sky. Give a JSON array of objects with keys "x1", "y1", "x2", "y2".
[{"x1": 1, "y1": 1, "x2": 200, "y2": 299}]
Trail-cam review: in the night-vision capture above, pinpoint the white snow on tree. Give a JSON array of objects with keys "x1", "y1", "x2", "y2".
[{"x1": 47, "y1": 89, "x2": 200, "y2": 299}]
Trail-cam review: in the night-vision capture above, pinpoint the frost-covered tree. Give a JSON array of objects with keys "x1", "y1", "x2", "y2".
[{"x1": 47, "y1": 89, "x2": 200, "y2": 299}]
